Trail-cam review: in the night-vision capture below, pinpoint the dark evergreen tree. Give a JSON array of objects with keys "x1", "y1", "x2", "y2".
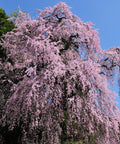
[{"x1": 0, "y1": 8, "x2": 15, "y2": 62}]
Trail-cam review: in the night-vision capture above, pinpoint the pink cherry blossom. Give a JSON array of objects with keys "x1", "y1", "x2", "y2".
[{"x1": 0, "y1": 2, "x2": 120, "y2": 144}]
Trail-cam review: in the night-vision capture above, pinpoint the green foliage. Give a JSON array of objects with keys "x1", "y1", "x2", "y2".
[
  {"x1": 87, "y1": 134, "x2": 97, "y2": 144},
  {"x1": 0, "y1": 8, "x2": 15, "y2": 62},
  {"x1": 8, "y1": 8, "x2": 28, "y2": 18},
  {"x1": 0, "y1": 8, "x2": 15, "y2": 37},
  {"x1": 62, "y1": 139, "x2": 85, "y2": 144},
  {"x1": 60, "y1": 110, "x2": 69, "y2": 143},
  {"x1": 25, "y1": 142, "x2": 29, "y2": 144},
  {"x1": 8, "y1": 9, "x2": 19, "y2": 18}
]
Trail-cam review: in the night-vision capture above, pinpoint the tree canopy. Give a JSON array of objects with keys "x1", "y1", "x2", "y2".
[
  {"x1": 0, "y1": 8, "x2": 15, "y2": 37},
  {"x1": 0, "y1": 2, "x2": 120, "y2": 144},
  {"x1": 0, "y1": 8, "x2": 15, "y2": 62}
]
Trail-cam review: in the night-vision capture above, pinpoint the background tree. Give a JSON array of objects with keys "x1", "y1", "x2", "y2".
[
  {"x1": 0, "y1": 8, "x2": 15, "y2": 62},
  {"x1": 0, "y1": 8, "x2": 15, "y2": 36},
  {"x1": 0, "y1": 2, "x2": 120, "y2": 144}
]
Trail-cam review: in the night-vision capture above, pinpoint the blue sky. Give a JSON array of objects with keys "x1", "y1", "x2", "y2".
[{"x1": 1, "y1": 0, "x2": 120, "y2": 108}]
